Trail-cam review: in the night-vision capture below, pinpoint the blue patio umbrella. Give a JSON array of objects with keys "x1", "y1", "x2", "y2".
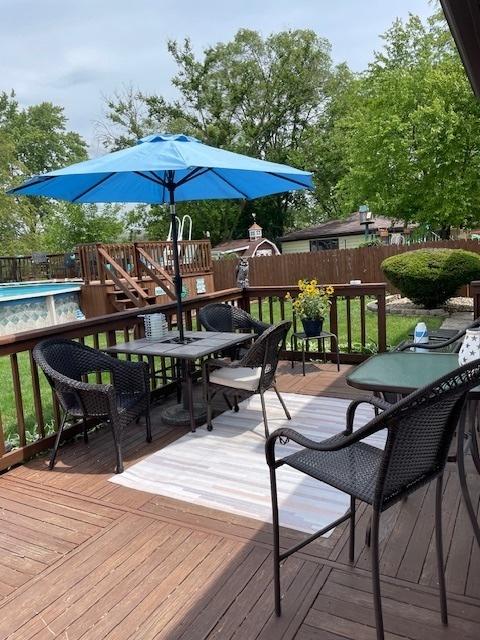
[{"x1": 8, "y1": 133, "x2": 313, "y2": 341}]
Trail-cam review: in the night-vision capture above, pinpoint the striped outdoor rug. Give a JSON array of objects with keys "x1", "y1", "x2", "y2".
[{"x1": 110, "y1": 392, "x2": 385, "y2": 534}]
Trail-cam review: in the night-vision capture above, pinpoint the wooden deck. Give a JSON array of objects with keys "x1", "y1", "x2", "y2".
[{"x1": 0, "y1": 363, "x2": 478, "y2": 639}]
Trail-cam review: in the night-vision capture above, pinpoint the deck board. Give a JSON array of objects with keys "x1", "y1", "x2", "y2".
[{"x1": 0, "y1": 362, "x2": 477, "y2": 639}]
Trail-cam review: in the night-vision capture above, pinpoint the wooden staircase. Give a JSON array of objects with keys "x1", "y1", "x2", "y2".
[{"x1": 108, "y1": 286, "x2": 157, "y2": 311}]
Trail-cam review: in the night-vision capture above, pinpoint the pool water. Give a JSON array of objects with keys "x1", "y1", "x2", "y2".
[{"x1": 0, "y1": 282, "x2": 81, "y2": 300}]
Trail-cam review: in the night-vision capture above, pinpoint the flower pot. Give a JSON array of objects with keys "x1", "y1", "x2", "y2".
[
  {"x1": 458, "y1": 328, "x2": 480, "y2": 365},
  {"x1": 302, "y1": 318, "x2": 324, "y2": 337}
]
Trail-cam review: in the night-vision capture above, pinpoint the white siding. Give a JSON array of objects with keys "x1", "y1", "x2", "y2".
[
  {"x1": 281, "y1": 239, "x2": 310, "y2": 254},
  {"x1": 343, "y1": 234, "x2": 366, "y2": 249}
]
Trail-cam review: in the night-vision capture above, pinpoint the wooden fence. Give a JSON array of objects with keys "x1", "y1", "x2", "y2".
[
  {"x1": 0, "y1": 283, "x2": 386, "y2": 471},
  {"x1": 213, "y1": 239, "x2": 480, "y2": 290}
]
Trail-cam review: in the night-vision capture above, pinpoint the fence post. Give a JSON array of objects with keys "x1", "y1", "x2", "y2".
[
  {"x1": 133, "y1": 242, "x2": 143, "y2": 281},
  {"x1": 377, "y1": 285, "x2": 387, "y2": 352}
]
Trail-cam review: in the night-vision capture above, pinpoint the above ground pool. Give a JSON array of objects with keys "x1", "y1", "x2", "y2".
[{"x1": 0, "y1": 281, "x2": 83, "y2": 336}]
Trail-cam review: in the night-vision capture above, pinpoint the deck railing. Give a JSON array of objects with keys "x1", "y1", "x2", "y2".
[
  {"x1": 0, "y1": 283, "x2": 386, "y2": 471},
  {"x1": 0, "y1": 253, "x2": 80, "y2": 283},
  {"x1": 77, "y1": 240, "x2": 212, "y2": 285}
]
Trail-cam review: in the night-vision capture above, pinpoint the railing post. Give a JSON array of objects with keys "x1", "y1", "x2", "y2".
[
  {"x1": 472, "y1": 281, "x2": 480, "y2": 319},
  {"x1": 377, "y1": 285, "x2": 387, "y2": 352},
  {"x1": 96, "y1": 243, "x2": 105, "y2": 284},
  {"x1": 241, "y1": 287, "x2": 251, "y2": 313},
  {"x1": 133, "y1": 242, "x2": 143, "y2": 281}
]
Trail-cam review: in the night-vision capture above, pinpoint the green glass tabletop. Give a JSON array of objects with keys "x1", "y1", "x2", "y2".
[{"x1": 346, "y1": 352, "x2": 460, "y2": 394}]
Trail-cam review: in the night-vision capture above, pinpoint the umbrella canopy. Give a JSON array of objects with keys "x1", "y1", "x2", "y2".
[
  {"x1": 8, "y1": 133, "x2": 313, "y2": 342},
  {"x1": 8, "y1": 133, "x2": 313, "y2": 203}
]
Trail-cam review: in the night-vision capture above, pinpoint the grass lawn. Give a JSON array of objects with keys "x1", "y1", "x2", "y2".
[
  {"x1": 249, "y1": 298, "x2": 443, "y2": 353},
  {"x1": 0, "y1": 301, "x2": 443, "y2": 447}
]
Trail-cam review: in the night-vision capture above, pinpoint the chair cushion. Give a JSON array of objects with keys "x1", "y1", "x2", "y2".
[{"x1": 209, "y1": 366, "x2": 262, "y2": 391}]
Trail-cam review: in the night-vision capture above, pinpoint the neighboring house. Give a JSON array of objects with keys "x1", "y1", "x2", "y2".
[
  {"x1": 212, "y1": 221, "x2": 281, "y2": 259},
  {"x1": 279, "y1": 213, "x2": 412, "y2": 254}
]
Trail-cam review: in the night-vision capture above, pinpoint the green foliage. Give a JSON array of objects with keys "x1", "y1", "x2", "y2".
[
  {"x1": 0, "y1": 91, "x2": 111, "y2": 254},
  {"x1": 43, "y1": 204, "x2": 124, "y2": 251},
  {"x1": 103, "y1": 30, "x2": 352, "y2": 244},
  {"x1": 381, "y1": 249, "x2": 480, "y2": 308},
  {"x1": 336, "y1": 12, "x2": 480, "y2": 235}
]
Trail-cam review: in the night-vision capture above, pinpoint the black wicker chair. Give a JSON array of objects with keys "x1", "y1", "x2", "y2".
[
  {"x1": 33, "y1": 338, "x2": 151, "y2": 473},
  {"x1": 266, "y1": 358, "x2": 480, "y2": 640},
  {"x1": 203, "y1": 321, "x2": 292, "y2": 437},
  {"x1": 199, "y1": 303, "x2": 270, "y2": 335}
]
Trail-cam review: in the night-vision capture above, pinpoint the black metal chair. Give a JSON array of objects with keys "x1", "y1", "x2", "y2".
[
  {"x1": 203, "y1": 321, "x2": 292, "y2": 437},
  {"x1": 266, "y1": 358, "x2": 480, "y2": 640},
  {"x1": 33, "y1": 338, "x2": 151, "y2": 473}
]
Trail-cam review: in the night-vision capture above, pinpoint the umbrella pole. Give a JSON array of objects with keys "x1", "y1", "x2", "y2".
[{"x1": 168, "y1": 191, "x2": 185, "y2": 343}]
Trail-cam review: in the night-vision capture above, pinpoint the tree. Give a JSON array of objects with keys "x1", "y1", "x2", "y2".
[
  {"x1": 103, "y1": 30, "x2": 351, "y2": 244},
  {"x1": 337, "y1": 13, "x2": 480, "y2": 237},
  {"x1": 43, "y1": 204, "x2": 125, "y2": 252},
  {"x1": 0, "y1": 91, "x2": 95, "y2": 254}
]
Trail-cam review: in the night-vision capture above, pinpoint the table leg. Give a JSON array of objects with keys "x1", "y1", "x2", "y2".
[
  {"x1": 456, "y1": 400, "x2": 480, "y2": 548},
  {"x1": 302, "y1": 341, "x2": 306, "y2": 376},
  {"x1": 161, "y1": 359, "x2": 207, "y2": 429},
  {"x1": 290, "y1": 334, "x2": 294, "y2": 370}
]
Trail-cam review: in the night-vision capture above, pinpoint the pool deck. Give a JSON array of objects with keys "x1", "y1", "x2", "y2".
[{"x1": 0, "y1": 363, "x2": 478, "y2": 639}]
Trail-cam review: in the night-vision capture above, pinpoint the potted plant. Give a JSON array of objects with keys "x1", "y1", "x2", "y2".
[{"x1": 287, "y1": 280, "x2": 334, "y2": 337}]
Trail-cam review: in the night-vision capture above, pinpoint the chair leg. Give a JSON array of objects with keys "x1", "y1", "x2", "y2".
[
  {"x1": 223, "y1": 393, "x2": 233, "y2": 411},
  {"x1": 207, "y1": 384, "x2": 213, "y2": 431},
  {"x1": 371, "y1": 508, "x2": 384, "y2": 640},
  {"x1": 273, "y1": 385, "x2": 291, "y2": 420},
  {"x1": 110, "y1": 420, "x2": 124, "y2": 474},
  {"x1": 82, "y1": 418, "x2": 89, "y2": 444},
  {"x1": 260, "y1": 391, "x2": 269, "y2": 438},
  {"x1": 435, "y1": 474, "x2": 448, "y2": 626},
  {"x1": 49, "y1": 412, "x2": 68, "y2": 470},
  {"x1": 233, "y1": 395, "x2": 239, "y2": 412},
  {"x1": 349, "y1": 496, "x2": 356, "y2": 563},
  {"x1": 145, "y1": 411, "x2": 152, "y2": 443},
  {"x1": 269, "y1": 464, "x2": 282, "y2": 616}
]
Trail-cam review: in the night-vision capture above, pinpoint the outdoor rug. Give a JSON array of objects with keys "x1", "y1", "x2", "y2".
[{"x1": 110, "y1": 391, "x2": 385, "y2": 535}]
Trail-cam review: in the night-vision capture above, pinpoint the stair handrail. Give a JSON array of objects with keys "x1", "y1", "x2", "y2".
[
  {"x1": 97, "y1": 245, "x2": 149, "y2": 308},
  {"x1": 135, "y1": 245, "x2": 176, "y2": 300}
]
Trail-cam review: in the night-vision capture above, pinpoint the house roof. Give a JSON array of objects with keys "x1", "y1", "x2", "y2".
[
  {"x1": 441, "y1": 0, "x2": 480, "y2": 98},
  {"x1": 279, "y1": 214, "x2": 407, "y2": 242},
  {"x1": 212, "y1": 237, "x2": 279, "y2": 257},
  {"x1": 249, "y1": 222, "x2": 262, "y2": 230}
]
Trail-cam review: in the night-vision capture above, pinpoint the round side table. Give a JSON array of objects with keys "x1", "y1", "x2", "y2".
[{"x1": 290, "y1": 330, "x2": 340, "y2": 376}]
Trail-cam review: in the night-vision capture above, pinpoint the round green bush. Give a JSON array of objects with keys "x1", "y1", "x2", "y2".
[{"x1": 381, "y1": 248, "x2": 480, "y2": 308}]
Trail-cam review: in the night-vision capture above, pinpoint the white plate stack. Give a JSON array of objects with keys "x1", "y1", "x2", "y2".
[{"x1": 143, "y1": 313, "x2": 168, "y2": 341}]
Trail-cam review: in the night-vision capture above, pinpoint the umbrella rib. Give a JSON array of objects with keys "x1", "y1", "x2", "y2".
[
  {"x1": 267, "y1": 172, "x2": 313, "y2": 190},
  {"x1": 209, "y1": 168, "x2": 250, "y2": 199},
  {"x1": 71, "y1": 173, "x2": 116, "y2": 202},
  {"x1": 174, "y1": 167, "x2": 210, "y2": 188},
  {"x1": 134, "y1": 171, "x2": 165, "y2": 185},
  {"x1": 8, "y1": 175, "x2": 55, "y2": 194}
]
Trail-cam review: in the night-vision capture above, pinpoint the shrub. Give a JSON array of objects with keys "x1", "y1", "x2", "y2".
[{"x1": 381, "y1": 248, "x2": 480, "y2": 308}]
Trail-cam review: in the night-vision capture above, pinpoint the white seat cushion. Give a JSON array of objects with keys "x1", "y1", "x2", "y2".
[{"x1": 209, "y1": 366, "x2": 262, "y2": 391}]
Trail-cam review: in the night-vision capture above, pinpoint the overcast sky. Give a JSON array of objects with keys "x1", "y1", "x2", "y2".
[{"x1": 1, "y1": 0, "x2": 433, "y2": 152}]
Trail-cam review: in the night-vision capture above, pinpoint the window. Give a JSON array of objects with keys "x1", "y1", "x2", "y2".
[{"x1": 310, "y1": 238, "x2": 339, "y2": 251}]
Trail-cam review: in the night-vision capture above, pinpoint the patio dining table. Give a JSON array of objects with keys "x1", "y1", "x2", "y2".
[
  {"x1": 346, "y1": 351, "x2": 480, "y2": 548},
  {"x1": 105, "y1": 330, "x2": 254, "y2": 433}
]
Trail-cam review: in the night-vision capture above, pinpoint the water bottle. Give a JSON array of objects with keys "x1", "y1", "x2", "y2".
[{"x1": 414, "y1": 322, "x2": 428, "y2": 353}]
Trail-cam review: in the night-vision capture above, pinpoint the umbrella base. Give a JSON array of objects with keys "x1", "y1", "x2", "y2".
[{"x1": 161, "y1": 403, "x2": 207, "y2": 430}]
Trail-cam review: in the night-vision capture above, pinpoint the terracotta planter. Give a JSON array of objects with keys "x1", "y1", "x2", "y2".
[{"x1": 302, "y1": 317, "x2": 324, "y2": 337}]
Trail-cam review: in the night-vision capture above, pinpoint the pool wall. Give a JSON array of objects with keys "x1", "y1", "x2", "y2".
[{"x1": 0, "y1": 289, "x2": 82, "y2": 336}]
